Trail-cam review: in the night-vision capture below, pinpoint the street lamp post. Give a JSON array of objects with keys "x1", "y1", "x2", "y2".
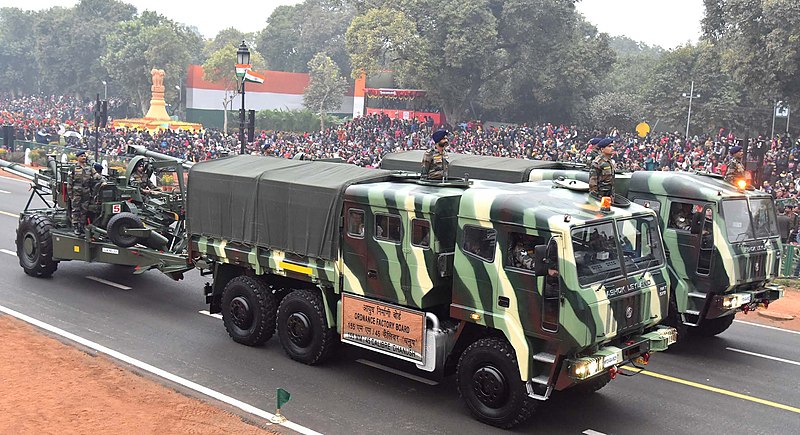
[
  {"x1": 175, "y1": 85, "x2": 181, "y2": 118},
  {"x1": 682, "y1": 81, "x2": 700, "y2": 139},
  {"x1": 237, "y1": 40, "x2": 250, "y2": 154},
  {"x1": 101, "y1": 80, "x2": 107, "y2": 100}
]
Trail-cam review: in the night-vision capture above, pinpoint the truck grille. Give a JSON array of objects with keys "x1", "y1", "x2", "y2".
[
  {"x1": 739, "y1": 253, "x2": 766, "y2": 281},
  {"x1": 607, "y1": 292, "x2": 642, "y2": 334}
]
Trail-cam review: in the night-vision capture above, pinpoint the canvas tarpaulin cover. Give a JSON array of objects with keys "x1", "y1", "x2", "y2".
[
  {"x1": 187, "y1": 156, "x2": 394, "y2": 260},
  {"x1": 380, "y1": 150, "x2": 570, "y2": 183}
]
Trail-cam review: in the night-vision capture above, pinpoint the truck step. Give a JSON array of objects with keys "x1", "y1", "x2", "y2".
[
  {"x1": 531, "y1": 375, "x2": 550, "y2": 385},
  {"x1": 533, "y1": 352, "x2": 556, "y2": 364}
]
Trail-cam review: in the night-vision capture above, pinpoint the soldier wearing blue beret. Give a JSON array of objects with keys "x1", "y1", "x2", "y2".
[
  {"x1": 422, "y1": 129, "x2": 450, "y2": 180},
  {"x1": 589, "y1": 138, "x2": 616, "y2": 199}
]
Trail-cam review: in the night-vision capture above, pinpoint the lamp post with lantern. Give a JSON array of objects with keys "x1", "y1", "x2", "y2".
[{"x1": 237, "y1": 40, "x2": 250, "y2": 154}]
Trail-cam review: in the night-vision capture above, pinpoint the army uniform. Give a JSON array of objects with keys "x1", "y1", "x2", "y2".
[
  {"x1": 422, "y1": 148, "x2": 449, "y2": 180},
  {"x1": 69, "y1": 161, "x2": 94, "y2": 228},
  {"x1": 589, "y1": 154, "x2": 615, "y2": 198},
  {"x1": 723, "y1": 155, "x2": 746, "y2": 184},
  {"x1": 130, "y1": 170, "x2": 157, "y2": 191}
]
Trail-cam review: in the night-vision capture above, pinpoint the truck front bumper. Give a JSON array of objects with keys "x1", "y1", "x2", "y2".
[
  {"x1": 558, "y1": 326, "x2": 677, "y2": 387},
  {"x1": 707, "y1": 284, "x2": 784, "y2": 319}
]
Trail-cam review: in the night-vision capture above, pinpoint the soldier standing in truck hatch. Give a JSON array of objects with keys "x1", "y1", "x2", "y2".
[
  {"x1": 724, "y1": 145, "x2": 746, "y2": 184},
  {"x1": 422, "y1": 129, "x2": 450, "y2": 180},
  {"x1": 589, "y1": 138, "x2": 616, "y2": 199}
]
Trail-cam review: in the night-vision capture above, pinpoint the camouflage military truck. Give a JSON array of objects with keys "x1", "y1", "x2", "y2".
[
  {"x1": 1, "y1": 146, "x2": 193, "y2": 279},
  {"x1": 188, "y1": 155, "x2": 676, "y2": 428},
  {"x1": 381, "y1": 151, "x2": 783, "y2": 339}
]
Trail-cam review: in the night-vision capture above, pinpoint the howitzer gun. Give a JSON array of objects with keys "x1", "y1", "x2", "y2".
[{"x1": 1, "y1": 152, "x2": 192, "y2": 279}]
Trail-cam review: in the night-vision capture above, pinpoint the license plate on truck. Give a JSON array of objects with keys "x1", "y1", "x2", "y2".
[{"x1": 341, "y1": 293, "x2": 426, "y2": 363}]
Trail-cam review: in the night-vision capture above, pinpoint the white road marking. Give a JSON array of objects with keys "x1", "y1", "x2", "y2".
[
  {"x1": 0, "y1": 189, "x2": 10, "y2": 194},
  {"x1": 0, "y1": 210, "x2": 17, "y2": 218},
  {"x1": 583, "y1": 430, "x2": 608, "y2": 435},
  {"x1": 199, "y1": 310, "x2": 223, "y2": 320},
  {"x1": 0, "y1": 249, "x2": 16, "y2": 256},
  {"x1": 0, "y1": 175, "x2": 31, "y2": 184},
  {"x1": 356, "y1": 359, "x2": 439, "y2": 386},
  {"x1": 85, "y1": 276, "x2": 132, "y2": 291},
  {"x1": 0, "y1": 304, "x2": 323, "y2": 435},
  {"x1": 734, "y1": 319, "x2": 800, "y2": 336},
  {"x1": 726, "y1": 347, "x2": 800, "y2": 367}
]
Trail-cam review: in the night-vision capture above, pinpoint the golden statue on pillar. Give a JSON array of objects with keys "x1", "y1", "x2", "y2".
[{"x1": 113, "y1": 68, "x2": 203, "y2": 132}]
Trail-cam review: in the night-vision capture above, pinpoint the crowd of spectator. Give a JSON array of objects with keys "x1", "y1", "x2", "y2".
[{"x1": 3, "y1": 94, "x2": 800, "y2": 212}]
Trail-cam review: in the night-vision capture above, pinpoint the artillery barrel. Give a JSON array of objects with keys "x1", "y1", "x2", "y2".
[
  {"x1": 127, "y1": 145, "x2": 194, "y2": 170},
  {"x1": 0, "y1": 158, "x2": 40, "y2": 181}
]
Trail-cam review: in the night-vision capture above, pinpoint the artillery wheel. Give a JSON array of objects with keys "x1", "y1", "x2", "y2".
[
  {"x1": 277, "y1": 289, "x2": 337, "y2": 365},
  {"x1": 17, "y1": 214, "x2": 59, "y2": 278},
  {"x1": 457, "y1": 337, "x2": 536, "y2": 429},
  {"x1": 691, "y1": 314, "x2": 735, "y2": 337},
  {"x1": 221, "y1": 276, "x2": 276, "y2": 346},
  {"x1": 567, "y1": 372, "x2": 612, "y2": 395},
  {"x1": 107, "y1": 212, "x2": 144, "y2": 248}
]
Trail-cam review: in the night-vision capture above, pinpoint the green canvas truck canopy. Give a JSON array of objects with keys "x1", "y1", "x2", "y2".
[
  {"x1": 187, "y1": 156, "x2": 395, "y2": 260},
  {"x1": 380, "y1": 150, "x2": 572, "y2": 183}
]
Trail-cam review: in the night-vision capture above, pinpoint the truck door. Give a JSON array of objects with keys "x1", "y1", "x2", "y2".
[{"x1": 342, "y1": 205, "x2": 370, "y2": 295}]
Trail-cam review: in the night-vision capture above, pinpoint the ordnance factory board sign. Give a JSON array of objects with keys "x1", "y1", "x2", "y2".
[{"x1": 341, "y1": 293, "x2": 426, "y2": 363}]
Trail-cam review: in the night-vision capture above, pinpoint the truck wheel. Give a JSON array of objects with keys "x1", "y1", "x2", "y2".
[
  {"x1": 277, "y1": 289, "x2": 337, "y2": 365},
  {"x1": 107, "y1": 212, "x2": 144, "y2": 248},
  {"x1": 16, "y1": 214, "x2": 59, "y2": 278},
  {"x1": 691, "y1": 314, "x2": 735, "y2": 337},
  {"x1": 567, "y1": 372, "x2": 612, "y2": 395},
  {"x1": 456, "y1": 337, "x2": 536, "y2": 429},
  {"x1": 221, "y1": 276, "x2": 277, "y2": 346}
]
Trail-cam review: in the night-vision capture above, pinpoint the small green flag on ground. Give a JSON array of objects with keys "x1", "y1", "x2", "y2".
[{"x1": 277, "y1": 388, "x2": 291, "y2": 410}]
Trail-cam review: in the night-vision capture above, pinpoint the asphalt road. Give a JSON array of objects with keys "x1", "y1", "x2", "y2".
[{"x1": 1, "y1": 174, "x2": 798, "y2": 434}]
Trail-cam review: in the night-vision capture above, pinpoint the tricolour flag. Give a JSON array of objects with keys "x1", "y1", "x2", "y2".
[
  {"x1": 244, "y1": 69, "x2": 265, "y2": 84},
  {"x1": 235, "y1": 63, "x2": 251, "y2": 77}
]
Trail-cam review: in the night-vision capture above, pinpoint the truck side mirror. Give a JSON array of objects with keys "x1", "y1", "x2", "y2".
[{"x1": 533, "y1": 244, "x2": 548, "y2": 276}]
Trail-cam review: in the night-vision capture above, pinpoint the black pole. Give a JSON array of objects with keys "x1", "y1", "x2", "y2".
[
  {"x1": 94, "y1": 93, "x2": 100, "y2": 161},
  {"x1": 239, "y1": 78, "x2": 246, "y2": 154}
]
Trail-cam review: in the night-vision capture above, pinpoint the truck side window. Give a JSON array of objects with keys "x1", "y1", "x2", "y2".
[
  {"x1": 462, "y1": 225, "x2": 496, "y2": 262},
  {"x1": 348, "y1": 209, "x2": 365, "y2": 238},
  {"x1": 375, "y1": 213, "x2": 402, "y2": 243},
  {"x1": 506, "y1": 232, "x2": 544, "y2": 272},
  {"x1": 668, "y1": 201, "x2": 694, "y2": 231},
  {"x1": 411, "y1": 219, "x2": 430, "y2": 248}
]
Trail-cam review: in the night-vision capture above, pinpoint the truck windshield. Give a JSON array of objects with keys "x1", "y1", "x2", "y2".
[
  {"x1": 572, "y1": 221, "x2": 623, "y2": 286},
  {"x1": 722, "y1": 198, "x2": 779, "y2": 242},
  {"x1": 750, "y1": 197, "x2": 778, "y2": 239},
  {"x1": 616, "y1": 215, "x2": 665, "y2": 273},
  {"x1": 722, "y1": 199, "x2": 754, "y2": 242}
]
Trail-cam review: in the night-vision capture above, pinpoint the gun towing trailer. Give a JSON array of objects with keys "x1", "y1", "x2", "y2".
[{"x1": 3, "y1": 152, "x2": 676, "y2": 428}]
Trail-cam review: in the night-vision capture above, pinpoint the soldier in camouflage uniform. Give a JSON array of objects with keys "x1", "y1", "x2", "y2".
[
  {"x1": 129, "y1": 158, "x2": 160, "y2": 195},
  {"x1": 422, "y1": 129, "x2": 449, "y2": 180},
  {"x1": 724, "y1": 145, "x2": 746, "y2": 184},
  {"x1": 589, "y1": 138, "x2": 616, "y2": 199},
  {"x1": 69, "y1": 150, "x2": 93, "y2": 235}
]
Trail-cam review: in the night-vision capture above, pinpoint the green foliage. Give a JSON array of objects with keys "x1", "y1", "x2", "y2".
[
  {"x1": 102, "y1": 11, "x2": 203, "y2": 116},
  {"x1": 255, "y1": 109, "x2": 339, "y2": 133},
  {"x1": 304, "y1": 52, "x2": 349, "y2": 129},
  {"x1": 0, "y1": 8, "x2": 38, "y2": 95},
  {"x1": 257, "y1": 0, "x2": 355, "y2": 75},
  {"x1": 584, "y1": 92, "x2": 646, "y2": 131},
  {"x1": 202, "y1": 40, "x2": 266, "y2": 84}
]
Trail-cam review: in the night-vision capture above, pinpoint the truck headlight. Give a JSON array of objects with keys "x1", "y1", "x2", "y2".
[{"x1": 569, "y1": 357, "x2": 604, "y2": 380}]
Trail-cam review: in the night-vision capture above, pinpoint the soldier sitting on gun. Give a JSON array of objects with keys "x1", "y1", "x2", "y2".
[
  {"x1": 422, "y1": 129, "x2": 450, "y2": 180},
  {"x1": 589, "y1": 138, "x2": 616, "y2": 199},
  {"x1": 129, "y1": 158, "x2": 160, "y2": 196}
]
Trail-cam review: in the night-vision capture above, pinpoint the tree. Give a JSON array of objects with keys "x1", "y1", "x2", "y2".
[
  {"x1": 584, "y1": 92, "x2": 646, "y2": 131},
  {"x1": 304, "y1": 52, "x2": 348, "y2": 130},
  {"x1": 0, "y1": 8, "x2": 38, "y2": 95},
  {"x1": 202, "y1": 37, "x2": 265, "y2": 132},
  {"x1": 256, "y1": 0, "x2": 355, "y2": 75},
  {"x1": 102, "y1": 11, "x2": 203, "y2": 116},
  {"x1": 346, "y1": 0, "x2": 613, "y2": 123}
]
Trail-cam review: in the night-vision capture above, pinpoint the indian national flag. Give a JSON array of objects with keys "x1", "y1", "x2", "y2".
[
  {"x1": 244, "y1": 69, "x2": 265, "y2": 84},
  {"x1": 235, "y1": 63, "x2": 251, "y2": 77}
]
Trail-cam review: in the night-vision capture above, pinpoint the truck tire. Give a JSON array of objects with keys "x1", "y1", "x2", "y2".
[
  {"x1": 691, "y1": 314, "x2": 735, "y2": 337},
  {"x1": 277, "y1": 289, "x2": 337, "y2": 365},
  {"x1": 567, "y1": 372, "x2": 612, "y2": 395},
  {"x1": 107, "y1": 212, "x2": 144, "y2": 248},
  {"x1": 221, "y1": 276, "x2": 277, "y2": 346},
  {"x1": 16, "y1": 214, "x2": 59, "y2": 278},
  {"x1": 456, "y1": 337, "x2": 536, "y2": 429}
]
